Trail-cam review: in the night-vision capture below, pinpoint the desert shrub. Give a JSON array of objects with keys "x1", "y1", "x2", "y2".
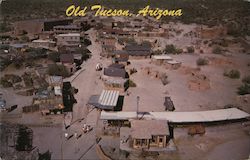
[
  {"x1": 203, "y1": 40, "x2": 208, "y2": 45},
  {"x1": 129, "y1": 68, "x2": 137, "y2": 75},
  {"x1": 13, "y1": 57, "x2": 24, "y2": 69},
  {"x1": 219, "y1": 40, "x2": 228, "y2": 47},
  {"x1": 187, "y1": 46, "x2": 195, "y2": 53},
  {"x1": 242, "y1": 75, "x2": 250, "y2": 84},
  {"x1": 161, "y1": 73, "x2": 169, "y2": 85},
  {"x1": 176, "y1": 48, "x2": 183, "y2": 54},
  {"x1": 47, "y1": 64, "x2": 70, "y2": 78},
  {"x1": 224, "y1": 69, "x2": 241, "y2": 79},
  {"x1": 128, "y1": 79, "x2": 136, "y2": 87},
  {"x1": 196, "y1": 58, "x2": 208, "y2": 66},
  {"x1": 212, "y1": 46, "x2": 222, "y2": 54},
  {"x1": 165, "y1": 44, "x2": 176, "y2": 54},
  {"x1": 165, "y1": 44, "x2": 182, "y2": 54},
  {"x1": 0, "y1": 57, "x2": 11, "y2": 71},
  {"x1": 0, "y1": 78, "x2": 13, "y2": 88},
  {"x1": 20, "y1": 35, "x2": 29, "y2": 42},
  {"x1": 237, "y1": 83, "x2": 250, "y2": 95}
]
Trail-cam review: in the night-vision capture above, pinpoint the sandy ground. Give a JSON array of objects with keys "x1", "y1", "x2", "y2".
[
  {"x1": 172, "y1": 123, "x2": 250, "y2": 160},
  {"x1": 123, "y1": 52, "x2": 250, "y2": 112}
]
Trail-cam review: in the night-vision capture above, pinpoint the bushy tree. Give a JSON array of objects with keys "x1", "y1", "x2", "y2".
[
  {"x1": 165, "y1": 44, "x2": 182, "y2": 54},
  {"x1": 48, "y1": 52, "x2": 60, "y2": 62},
  {"x1": 16, "y1": 126, "x2": 33, "y2": 151},
  {"x1": 47, "y1": 64, "x2": 70, "y2": 77}
]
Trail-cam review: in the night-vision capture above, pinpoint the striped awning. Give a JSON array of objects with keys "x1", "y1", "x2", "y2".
[{"x1": 98, "y1": 90, "x2": 119, "y2": 107}]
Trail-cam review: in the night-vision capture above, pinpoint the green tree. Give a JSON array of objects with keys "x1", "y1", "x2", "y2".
[
  {"x1": 16, "y1": 126, "x2": 33, "y2": 151},
  {"x1": 47, "y1": 64, "x2": 70, "y2": 77}
]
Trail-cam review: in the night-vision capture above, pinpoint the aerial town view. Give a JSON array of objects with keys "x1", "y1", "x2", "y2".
[{"x1": 0, "y1": 0, "x2": 250, "y2": 160}]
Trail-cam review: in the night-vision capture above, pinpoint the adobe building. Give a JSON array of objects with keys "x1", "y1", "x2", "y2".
[
  {"x1": 59, "y1": 54, "x2": 76, "y2": 74},
  {"x1": 124, "y1": 44, "x2": 152, "y2": 59},
  {"x1": 120, "y1": 120, "x2": 170, "y2": 152},
  {"x1": 56, "y1": 33, "x2": 81, "y2": 47},
  {"x1": 113, "y1": 50, "x2": 129, "y2": 65},
  {"x1": 151, "y1": 55, "x2": 173, "y2": 65},
  {"x1": 31, "y1": 39, "x2": 56, "y2": 49},
  {"x1": 102, "y1": 66, "x2": 129, "y2": 91}
]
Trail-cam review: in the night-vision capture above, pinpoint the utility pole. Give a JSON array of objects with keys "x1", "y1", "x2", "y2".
[{"x1": 136, "y1": 96, "x2": 140, "y2": 119}]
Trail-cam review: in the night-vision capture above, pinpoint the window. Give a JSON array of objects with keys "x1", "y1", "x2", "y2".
[
  {"x1": 159, "y1": 137, "x2": 163, "y2": 143},
  {"x1": 135, "y1": 139, "x2": 141, "y2": 146},
  {"x1": 141, "y1": 139, "x2": 147, "y2": 146},
  {"x1": 151, "y1": 136, "x2": 157, "y2": 143}
]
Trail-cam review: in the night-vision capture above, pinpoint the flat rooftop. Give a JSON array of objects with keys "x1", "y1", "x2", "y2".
[
  {"x1": 130, "y1": 120, "x2": 169, "y2": 139},
  {"x1": 100, "y1": 108, "x2": 250, "y2": 123}
]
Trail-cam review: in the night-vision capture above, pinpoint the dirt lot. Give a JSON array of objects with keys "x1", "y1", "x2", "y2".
[{"x1": 123, "y1": 52, "x2": 249, "y2": 112}]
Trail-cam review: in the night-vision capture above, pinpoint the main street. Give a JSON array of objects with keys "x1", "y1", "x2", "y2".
[{"x1": 56, "y1": 28, "x2": 104, "y2": 159}]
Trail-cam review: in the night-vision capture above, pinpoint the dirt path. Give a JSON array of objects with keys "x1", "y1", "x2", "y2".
[{"x1": 71, "y1": 28, "x2": 102, "y2": 122}]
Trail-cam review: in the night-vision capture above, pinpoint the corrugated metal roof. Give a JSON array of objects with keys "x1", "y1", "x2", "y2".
[
  {"x1": 98, "y1": 90, "x2": 119, "y2": 107},
  {"x1": 100, "y1": 108, "x2": 250, "y2": 123}
]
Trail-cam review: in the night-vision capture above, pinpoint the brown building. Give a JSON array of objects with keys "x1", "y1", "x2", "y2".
[
  {"x1": 60, "y1": 54, "x2": 76, "y2": 74},
  {"x1": 14, "y1": 18, "x2": 73, "y2": 35},
  {"x1": 101, "y1": 37, "x2": 116, "y2": 46},
  {"x1": 113, "y1": 50, "x2": 129, "y2": 65},
  {"x1": 33, "y1": 90, "x2": 64, "y2": 112},
  {"x1": 101, "y1": 37, "x2": 116, "y2": 57},
  {"x1": 124, "y1": 44, "x2": 152, "y2": 59},
  {"x1": 120, "y1": 120, "x2": 170, "y2": 151},
  {"x1": 56, "y1": 33, "x2": 81, "y2": 47},
  {"x1": 102, "y1": 66, "x2": 128, "y2": 91},
  {"x1": 101, "y1": 45, "x2": 116, "y2": 57},
  {"x1": 31, "y1": 39, "x2": 56, "y2": 49},
  {"x1": 53, "y1": 25, "x2": 81, "y2": 34}
]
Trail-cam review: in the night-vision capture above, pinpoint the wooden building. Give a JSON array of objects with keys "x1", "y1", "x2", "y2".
[{"x1": 120, "y1": 120, "x2": 170, "y2": 151}]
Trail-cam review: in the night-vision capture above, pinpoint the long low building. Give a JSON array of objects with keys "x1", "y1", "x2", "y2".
[{"x1": 100, "y1": 108, "x2": 250, "y2": 123}]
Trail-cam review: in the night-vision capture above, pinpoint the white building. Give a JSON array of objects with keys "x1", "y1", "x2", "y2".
[{"x1": 56, "y1": 33, "x2": 80, "y2": 47}]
